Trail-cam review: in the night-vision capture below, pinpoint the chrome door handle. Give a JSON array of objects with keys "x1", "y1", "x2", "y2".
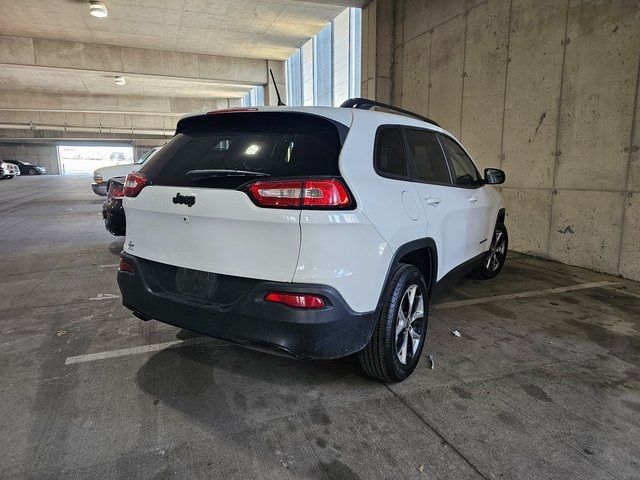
[
  {"x1": 425, "y1": 197, "x2": 441, "y2": 206},
  {"x1": 468, "y1": 196, "x2": 478, "y2": 203}
]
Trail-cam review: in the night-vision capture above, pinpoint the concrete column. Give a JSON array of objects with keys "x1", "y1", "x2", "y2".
[{"x1": 361, "y1": 0, "x2": 395, "y2": 103}]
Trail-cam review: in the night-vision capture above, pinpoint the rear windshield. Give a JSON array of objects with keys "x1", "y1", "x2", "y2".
[{"x1": 140, "y1": 112, "x2": 346, "y2": 188}]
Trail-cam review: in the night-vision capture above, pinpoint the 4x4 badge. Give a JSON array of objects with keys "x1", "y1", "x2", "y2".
[{"x1": 173, "y1": 193, "x2": 196, "y2": 207}]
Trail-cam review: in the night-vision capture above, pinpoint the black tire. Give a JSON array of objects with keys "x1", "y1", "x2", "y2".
[
  {"x1": 28, "y1": 168, "x2": 38, "y2": 175},
  {"x1": 358, "y1": 264, "x2": 429, "y2": 382},
  {"x1": 472, "y1": 222, "x2": 508, "y2": 279},
  {"x1": 5, "y1": 175, "x2": 14, "y2": 179}
]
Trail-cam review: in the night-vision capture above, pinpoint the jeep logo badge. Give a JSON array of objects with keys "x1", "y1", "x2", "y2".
[{"x1": 172, "y1": 193, "x2": 196, "y2": 207}]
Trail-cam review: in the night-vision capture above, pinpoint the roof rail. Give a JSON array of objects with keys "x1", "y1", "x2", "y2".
[{"x1": 340, "y1": 97, "x2": 439, "y2": 126}]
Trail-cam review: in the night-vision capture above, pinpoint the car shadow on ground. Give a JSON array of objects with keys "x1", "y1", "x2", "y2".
[{"x1": 134, "y1": 330, "x2": 372, "y2": 431}]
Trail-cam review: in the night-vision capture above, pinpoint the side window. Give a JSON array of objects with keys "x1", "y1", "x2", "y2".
[
  {"x1": 405, "y1": 129, "x2": 452, "y2": 184},
  {"x1": 374, "y1": 127, "x2": 408, "y2": 178},
  {"x1": 439, "y1": 136, "x2": 482, "y2": 187}
]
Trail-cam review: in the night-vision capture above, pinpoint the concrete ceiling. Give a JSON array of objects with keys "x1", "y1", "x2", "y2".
[
  {"x1": 0, "y1": 0, "x2": 365, "y2": 60},
  {"x1": 0, "y1": 0, "x2": 367, "y2": 137}
]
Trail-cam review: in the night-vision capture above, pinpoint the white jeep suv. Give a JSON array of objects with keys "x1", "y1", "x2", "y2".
[{"x1": 117, "y1": 99, "x2": 507, "y2": 382}]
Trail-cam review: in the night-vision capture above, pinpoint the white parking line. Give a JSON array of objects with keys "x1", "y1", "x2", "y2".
[
  {"x1": 434, "y1": 281, "x2": 619, "y2": 310},
  {"x1": 66, "y1": 280, "x2": 622, "y2": 365},
  {"x1": 65, "y1": 337, "x2": 215, "y2": 365},
  {"x1": 99, "y1": 264, "x2": 119, "y2": 269}
]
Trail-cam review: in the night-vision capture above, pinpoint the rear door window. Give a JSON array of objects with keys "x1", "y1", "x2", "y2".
[
  {"x1": 404, "y1": 129, "x2": 452, "y2": 184},
  {"x1": 141, "y1": 112, "x2": 345, "y2": 188},
  {"x1": 374, "y1": 127, "x2": 409, "y2": 179},
  {"x1": 439, "y1": 135, "x2": 483, "y2": 187}
]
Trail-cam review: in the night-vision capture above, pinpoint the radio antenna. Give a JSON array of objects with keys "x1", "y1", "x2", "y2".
[{"x1": 269, "y1": 69, "x2": 286, "y2": 106}]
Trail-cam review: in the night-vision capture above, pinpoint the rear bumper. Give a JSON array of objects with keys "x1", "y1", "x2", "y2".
[
  {"x1": 102, "y1": 198, "x2": 126, "y2": 236},
  {"x1": 117, "y1": 253, "x2": 377, "y2": 359},
  {"x1": 91, "y1": 182, "x2": 108, "y2": 196}
]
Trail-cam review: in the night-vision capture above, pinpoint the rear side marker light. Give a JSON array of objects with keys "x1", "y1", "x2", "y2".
[
  {"x1": 247, "y1": 178, "x2": 353, "y2": 209},
  {"x1": 264, "y1": 292, "x2": 325, "y2": 309},
  {"x1": 123, "y1": 172, "x2": 148, "y2": 197},
  {"x1": 118, "y1": 257, "x2": 134, "y2": 273}
]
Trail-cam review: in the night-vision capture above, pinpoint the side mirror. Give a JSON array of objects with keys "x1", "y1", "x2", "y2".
[{"x1": 484, "y1": 168, "x2": 505, "y2": 185}]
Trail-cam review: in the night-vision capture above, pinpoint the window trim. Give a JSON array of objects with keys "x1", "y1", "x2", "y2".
[
  {"x1": 437, "y1": 133, "x2": 485, "y2": 190},
  {"x1": 372, "y1": 125, "x2": 412, "y2": 181}
]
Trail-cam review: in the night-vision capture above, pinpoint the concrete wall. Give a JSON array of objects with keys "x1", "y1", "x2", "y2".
[
  {"x1": 0, "y1": 143, "x2": 59, "y2": 174},
  {"x1": 363, "y1": 0, "x2": 640, "y2": 281}
]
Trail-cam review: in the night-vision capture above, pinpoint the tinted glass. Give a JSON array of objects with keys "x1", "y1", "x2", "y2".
[
  {"x1": 375, "y1": 127, "x2": 408, "y2": 178},
  {"x1": 405, "y1": 129, "x2": 451, "y2": 184},
  {"x1": 440, "y1": 136, "x2": 482, "y2": 186},
  {"x1": 141, "y1": 113, "x2": 343, "y2": 188}
]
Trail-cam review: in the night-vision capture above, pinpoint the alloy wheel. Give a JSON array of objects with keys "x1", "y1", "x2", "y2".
[
  {"x1": 486, "y1": 228, "x2": 506, "y2": 272},
  {"x1": 395, "y1": 284, "x2": 424, "y2": 365}
]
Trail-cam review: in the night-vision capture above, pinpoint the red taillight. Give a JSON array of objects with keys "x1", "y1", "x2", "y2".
[
  {"x1": 109, "y1": 183, "x2": 124, "y2": 199},
  {"x1": 264, "y1": 292, "x2": 325, "y2": 309},
  {"x1": 247, "y1": 178, "x2": 353, "y2": 209},
  {"x1": 302, "y1": 179, "x2": 351, "y2": 208},
  {"x1": 123, "y1": 172, "x2": 148, "y2": 197},
  {"x1": 248, "y1": 180, "x2": 304, "y2": 208},
  {"x1": 118, "y1": 257, "x2": 134, "y2": 273}
]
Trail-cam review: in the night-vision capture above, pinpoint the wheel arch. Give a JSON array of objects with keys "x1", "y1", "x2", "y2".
[
  {"x1": 497, "y1": 208, "x2": 506, "y2": 226},
  {"x1": 380, "y1": 239, "x2": 438, "y2": 302}
]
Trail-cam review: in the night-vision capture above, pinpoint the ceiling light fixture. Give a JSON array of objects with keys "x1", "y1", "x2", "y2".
[
  {"x1": 115, "y1": 76, "x2": 126, "y2": 86},
  {"x1": 89, "y1": 1, "x2": 108, "y2": 18}
]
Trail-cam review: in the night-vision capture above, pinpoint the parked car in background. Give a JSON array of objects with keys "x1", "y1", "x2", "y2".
[
  {"x1": 4, "y1": 160, "x2": 46, "y2": 176},
  {"x1": 0, "y1": 160, "x2": 21, "y2": 179},
  {"x1": 92, "y1": 146, "x2": 161, "y2": 196},
  {"x1": 102, "y1": 177, "x2": 126, "y2": 236}
]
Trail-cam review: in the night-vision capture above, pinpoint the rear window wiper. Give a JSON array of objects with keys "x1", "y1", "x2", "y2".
[{"x1": 187, "y1": 169, "x2": 270, "y2": 185}]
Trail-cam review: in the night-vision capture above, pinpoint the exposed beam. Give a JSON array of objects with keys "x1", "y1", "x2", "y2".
[
  {"x1": 0, "y1": 90, "x2": 232, "y2": 115},
  {"x1": 0, "y1": 34, "x2": 270, "y2": 86}
]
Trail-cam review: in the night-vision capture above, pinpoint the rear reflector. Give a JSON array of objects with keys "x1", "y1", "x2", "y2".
[
  {"x1": 264, "y1": 292, "x2": 325, "y2": 309},
  {"x1": 123, "y1": 172, "x2": 148, "y2": 197},
  {"x1": 247, "y1": 178, "x2": 353, "y2": 209},
  {"x1": 118, "y1": 257, "x2": 134, "y2": 273}
]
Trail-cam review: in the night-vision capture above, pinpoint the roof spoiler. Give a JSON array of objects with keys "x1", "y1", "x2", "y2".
[{"x1": 340, "y1": 97, "x2": 439, "y2": 126}]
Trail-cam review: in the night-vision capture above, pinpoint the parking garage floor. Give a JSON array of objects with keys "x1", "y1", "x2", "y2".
[{"x1": 1, "y1": 176, "x2": 639, "y2": 480}]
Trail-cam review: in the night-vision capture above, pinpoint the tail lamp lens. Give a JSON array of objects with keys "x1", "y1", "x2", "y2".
[
  {"x1": 109, "y1": 184, "x2": 125, "y2": 199},
  {"x1": 264, "y1": 292, "x2": 325, "y2": 309},
  {"x1": 118, "y1": 257, "x2": 134, "y2": 273},
  {"x1": 123, "y1": 172, "x2": 148, "y2": 197},
  {"x1": 247, "y1": 178, "x2": 352, "y2": 209}
]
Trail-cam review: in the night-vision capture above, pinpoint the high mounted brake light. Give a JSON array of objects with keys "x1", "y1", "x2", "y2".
[
  {"x1": 246, "y1": 178, "x2": 353, "y2": 209},
  {"x1": 206, "y1": 108, "x2": 258, "y2": 115},
  {"x1": 123, "y1": 172, "x2": 148, "y2": 198}
]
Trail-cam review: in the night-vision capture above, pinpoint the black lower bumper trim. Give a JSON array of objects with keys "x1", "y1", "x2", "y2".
[{"x1": 117, "y1": 253, "x2": 377, "y2": 360}]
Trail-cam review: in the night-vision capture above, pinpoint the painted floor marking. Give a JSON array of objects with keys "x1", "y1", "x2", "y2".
[
  {"x1": 67, "y1": 281, "x2": 625, "y2": 365},
  {"x1": 88, "y1": 293, "x2": 120, "y2": 301},
  {"x1": 434, "y1": 281, "x2": 619, "y2": 309},
  {"x1": 99, "y1": 264, "x2": 119, "y2": 269},
  {"x1": 65, "y1": 337, "x2": 215, "y2": 365}
]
